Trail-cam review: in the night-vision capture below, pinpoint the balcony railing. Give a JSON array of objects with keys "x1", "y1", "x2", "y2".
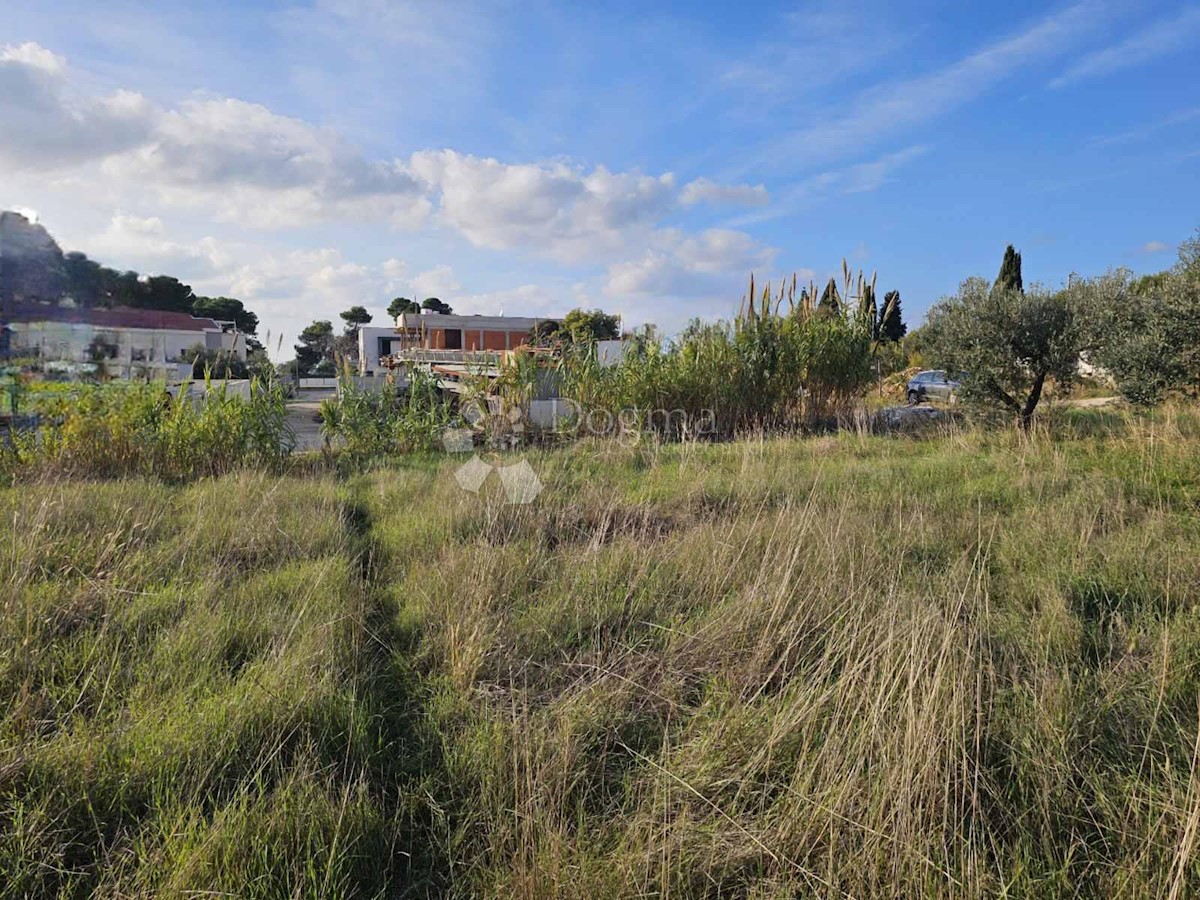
[{"x1": 385, "y1": 349, "x2": 503, "y2": 366}]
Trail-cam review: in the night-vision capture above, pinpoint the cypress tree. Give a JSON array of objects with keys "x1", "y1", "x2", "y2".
[
  {"x1": 817, "y1": 277, "x2": 841, "y2": 316},
  {"x1": 994, "y1": 244, "x2": 1024, "y2": 294},
  {"x1": 862, "y1": 284, "x2": 879, "y2": 335},
  {"x1": 879, "y1": 290, "x2": 907, "y2": 342}
]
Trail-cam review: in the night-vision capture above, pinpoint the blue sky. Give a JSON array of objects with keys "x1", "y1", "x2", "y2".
[{"x1": 2, "y1": 0, "x2": 1197, "y2": 354}]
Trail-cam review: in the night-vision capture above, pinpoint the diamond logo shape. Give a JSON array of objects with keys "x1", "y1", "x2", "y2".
[
  {"x1": 496, "y1": 459, "x2": 543, "y2": 505},
  {"x1": 454, "y1": 455, "x2": 493, "y2": 493}
]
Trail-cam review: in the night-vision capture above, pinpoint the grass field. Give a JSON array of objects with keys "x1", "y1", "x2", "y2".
[{"x1": 4, "y1": 409, "x2": 1200, "y2": 897}]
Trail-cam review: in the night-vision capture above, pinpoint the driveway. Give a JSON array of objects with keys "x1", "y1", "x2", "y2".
[{"x1": 286, "y1": 389, "x2": 334, "y2": 452}]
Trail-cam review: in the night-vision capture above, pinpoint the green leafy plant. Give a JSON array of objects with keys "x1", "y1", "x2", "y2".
[
  {"x1": 1, "y1": 369, "x2": 293, "y2": 481},
  {"x1": 320, "y1": 367, "x2": 456, "y2": 459}
]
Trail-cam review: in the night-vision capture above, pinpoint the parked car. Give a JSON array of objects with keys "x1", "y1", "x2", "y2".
[{"x1": 906, "y1": 370, "x2": 961, "y2": 405}]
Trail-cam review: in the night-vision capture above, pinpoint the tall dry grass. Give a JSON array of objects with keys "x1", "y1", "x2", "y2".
[
  {"x1": 368, "y1": 408, "x2": 1200, "y2": 897},
  {"x1": 3, "y1": 407, "x2": 1199, "y2": 896}
]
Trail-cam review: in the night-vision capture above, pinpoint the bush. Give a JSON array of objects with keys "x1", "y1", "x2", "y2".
[
  {"x1": 1083, "y1": 237, "x2": 1200, "y2": 405},
  {"x1": 320, "y1": 369, "x2": 456, "y2": 458},
  {"x1": 2, "y1": 375, "x2": 293, "y2": 481}
]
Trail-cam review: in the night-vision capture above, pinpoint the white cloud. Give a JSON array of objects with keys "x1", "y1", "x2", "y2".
[
  {"x1": 680, "y1": 178, "x2": 769, "y2": 207},
  {"x1": 83, "y1": 212, "x2": 242, "y2": 282},
  {"x1": 449, "y1": 283, "x2": 569, "y2": 319},
  {"x1": 409, "y1": 150, "x2": 681, "y2": 262},
  {"x1": 1090, "y1": 106, "x2": 1200, "y2": 147},
  {"x1": 0, "y1": 42, "x2": 155, "y2": 169},
  {"x1": 0, "y1": 43, "x2": 766, "y2": 252},
  {"x1": 717, "y1": 2, "x2": 907, "y2": 101},
  {"x1": 104, "y1": 97, "x2": 430, "y2": 228},
  {"x1": 605, "y1": 228, "x2": 775, "y2": 296},
  {"x1": 409, "y1": 263, "x2": 461, "y2": 299},
  {"x1": 381, "y1": 258, "x2": 409, "y2": 284},
  {"x1": 277, "y1": 0, "x2": 494, "y2": 99},
  {"x1": 1051, "y1": 7, "x2": 1200, "y2": 88},
  {"x1": 728, "y1": 145, "x2": 927, "y2": 228},
  {"x1": 1139, "y1": 240, "x2": 1171, "y2": 254},
  {"x1": 841, "y1": 146, "x2": 929, "y2": 194},
  {"x1": 187, "y1": 245, "x2": 417, "y2": 346},
  {"x1": 2, "y1": 42, "x2": 66, "y2": 75}
]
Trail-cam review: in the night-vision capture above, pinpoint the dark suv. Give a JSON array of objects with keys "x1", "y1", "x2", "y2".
[{"x1": 906, "y1": 370, "x2": 960, "y2": 405}]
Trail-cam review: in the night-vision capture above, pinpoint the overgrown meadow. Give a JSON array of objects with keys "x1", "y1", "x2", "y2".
[{"x1": 4, "y1": 406, "x2": 1200, "y2": 897}]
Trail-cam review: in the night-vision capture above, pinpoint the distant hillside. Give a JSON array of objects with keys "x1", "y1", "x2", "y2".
[
  {"x1": 0, "y1": 211, "x2": 67, "y2": 302},
  {"x1": 0, "y1": 211, "x2": 259, "y2": 336}
]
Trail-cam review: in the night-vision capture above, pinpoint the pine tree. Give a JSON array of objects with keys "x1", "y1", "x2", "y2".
[
  {"x1": 994, "y1": 244, "x2": 1024, "y2": 294},
  {"x1": 878, "y1": 290, "x2": 907, "y2": 342},
  {"x1": 339, "y1": 305, "x2": 373, "y2": 333},
  {"x1": 387, "y1": 297, "x2": 419, "y2": 318}
]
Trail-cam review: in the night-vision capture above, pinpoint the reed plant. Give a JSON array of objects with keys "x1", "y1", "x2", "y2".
[
  {"x1": 320, "y1": 367, "x2": 457, "y2": 459},
  {"x1": 557, "y1": 266, "x2": 883, "y2": 438}
]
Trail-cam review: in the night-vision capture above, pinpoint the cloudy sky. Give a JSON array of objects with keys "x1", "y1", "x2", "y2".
[{"x1": 2, "y1": 0, "x2": 1197, "y2": 354}]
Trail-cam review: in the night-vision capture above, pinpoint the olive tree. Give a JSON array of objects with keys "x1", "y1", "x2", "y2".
[
  {"x1": 1083, "y1": 235, "x2": 1200, "y2": 405},
  {"x1": 926, "y1": 277, "x2": 1081, "y2": 429}
]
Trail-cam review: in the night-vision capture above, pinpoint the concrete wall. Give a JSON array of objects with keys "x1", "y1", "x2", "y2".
[
  {"x1": 299, "y1": 375, "x2": 397, "y2": 391},
  {"x1": 596, "y1": 339, "x2": 625, "y2": 367},
  {"x1": 356, "y1": 326, "x2": 405, "y2": 376},
  {"x1": 339, "y1": 375, "x2": 391, "y2": 393},
  {"x1": 529, "y1": 399, "x2": 577, "y2": 429}
]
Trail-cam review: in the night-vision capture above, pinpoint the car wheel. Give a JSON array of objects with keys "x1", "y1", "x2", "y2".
[{"x1": 907, "y1": 390, "x2": 920, "y2": 406}]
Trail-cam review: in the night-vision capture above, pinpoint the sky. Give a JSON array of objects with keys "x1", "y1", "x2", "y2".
[{"x1": 1, "y1": 0, "x2": 1197, "y2": 356}]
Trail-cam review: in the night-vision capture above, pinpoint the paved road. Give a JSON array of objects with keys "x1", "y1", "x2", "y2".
[{"x1": 287, "y1": 389, "x2": 335, "y2": 452}]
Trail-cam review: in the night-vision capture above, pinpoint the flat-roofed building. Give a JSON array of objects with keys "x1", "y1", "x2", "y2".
[{"x1": 357, "y1": 310, "x2": 555, "y2": 375}]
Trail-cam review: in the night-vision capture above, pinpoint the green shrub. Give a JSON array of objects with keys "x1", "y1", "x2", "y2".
[
  {"x1": 1082, "y1": 236, "x2": 1200, "y2": 405},
  {"x1": 320, "y1": 368, "x2": 457, "y2": 459},
  {"x1": 2, "y1": 375, "x2": 293, "y2": 481}
]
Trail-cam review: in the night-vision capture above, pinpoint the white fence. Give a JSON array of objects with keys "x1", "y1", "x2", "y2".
[
  {"x1": 167, "y1": 379, "x2": 253, "y2": 402},
  {"x1": 297, "y1": 376, "x2": 397, "y2": 392}
]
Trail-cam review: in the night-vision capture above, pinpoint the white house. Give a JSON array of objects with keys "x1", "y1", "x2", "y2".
[{"x1": 5, "y1": 302, "x2": 246, "y2": 380}]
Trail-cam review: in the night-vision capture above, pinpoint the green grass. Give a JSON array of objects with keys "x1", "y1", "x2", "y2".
[{"x1": 4, "y1": 412, "x2": 1200, "y2": 896}]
